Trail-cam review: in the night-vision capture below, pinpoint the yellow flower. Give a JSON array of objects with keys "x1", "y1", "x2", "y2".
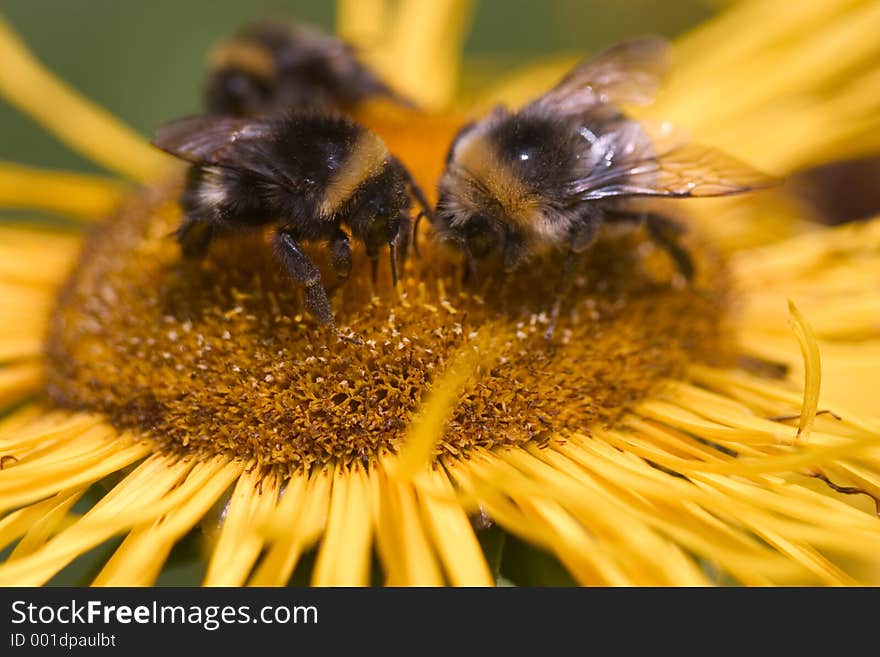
[{"x1": 2, "y1": 0, "x2": 880, "y2": 586}]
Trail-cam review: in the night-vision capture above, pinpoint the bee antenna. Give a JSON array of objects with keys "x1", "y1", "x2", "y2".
[
  {"x1": 394, "y1": 157, "x2": 434, "y2": 221},
  {"x1": 412, "y1": 211, "x2": 426, "y2": 258},
  {"x1": 388, "y1": 241, "x2": 399, "y2": 288},
  {"x1": 409, "y1": 181, "x2": 433, "y2": 220}
]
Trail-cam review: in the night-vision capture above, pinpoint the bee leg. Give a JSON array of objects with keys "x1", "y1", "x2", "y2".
[
  {"x1": 385, "y1": 211, "x2": 408, "y2": 289},
  {"x1": 609, "y1": 211, "x2": 694, "y2": 281},
  {"x1": 273, "y1": 230, "x2": 335, "y2": 328},
  {"x1": 545, "y1": 220, "x2": 599, "y2": 340},
  {"x1": 395, "y1": 210, "x2": 412, "y2": 266},
  {"x1": 328, "y1": 229, "x2": 352, "y2": 284},
  {"x1": 388, "y1": 242, "x2": 399, "y2": 288},
  {"x1": 545, "y1": 249, "x2": 579, "y2": 340},
  {"x1": 175, "y1": 216, "x2": 218, "y2": 260},
  {"x1": 644, "y1": 214, "x2": 694, "y2": 281}
]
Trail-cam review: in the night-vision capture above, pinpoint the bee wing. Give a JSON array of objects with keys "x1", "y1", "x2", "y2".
[
  {"x1": 529, "y1": 37, "x2": 670, "y2": 116},
  {"x1": 570, "y1": 122, "x2": 779, "y2": 200},
  {"x1": 152, "y1": 115, "x2": 275, "y2": 167}
]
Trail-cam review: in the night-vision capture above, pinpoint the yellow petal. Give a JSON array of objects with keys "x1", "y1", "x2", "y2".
[
  {"x1": 311, "y1": 465, "x2": 373, "y2": 586},
  {"x1": 0, "y1": 162, "x2": 125, "y2": 221},
  {"x1": 0, "y1": 16, "x2": 169, "y2": 182},
  {"x1": 250, "y1": 467, "x2": 331, "y2": 586},
  {"x1": 204, "y1": 469, "x2": 281, "y2": 586}
]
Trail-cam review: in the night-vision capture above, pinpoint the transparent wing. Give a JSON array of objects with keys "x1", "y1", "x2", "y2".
[
  {"x1": 152, "y1": 115, "x2": 274, "y2": 166},
  {"x1": 569, "y1": 121, "x2": 779, "y2": 200},
  {"x1": 529, "y1": 36, "x2": 670, "y2": 116}
]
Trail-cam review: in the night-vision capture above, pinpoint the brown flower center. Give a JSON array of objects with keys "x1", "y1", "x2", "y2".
[{"x1": 45, "y1": 114, "x2": 735, "y2": 474}]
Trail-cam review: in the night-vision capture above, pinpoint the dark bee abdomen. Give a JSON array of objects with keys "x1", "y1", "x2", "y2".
[{"x1": 183, "y1": 166, "x2": 275, "y2": 228}]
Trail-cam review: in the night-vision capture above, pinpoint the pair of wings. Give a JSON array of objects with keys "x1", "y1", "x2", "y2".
[{"x1": 526, "y1": 36, "x2": 778, "y2": 200}]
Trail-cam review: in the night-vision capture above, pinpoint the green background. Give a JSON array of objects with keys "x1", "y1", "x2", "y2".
[{"x1": 1, "y1": 0, "x2": 713, "y2": 175}]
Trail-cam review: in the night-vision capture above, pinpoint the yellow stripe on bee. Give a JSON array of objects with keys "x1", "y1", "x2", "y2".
[
  {"x1": 319, "y1": 130, "x2": 389, "y2": 217},
  {"x1": 453, "y1": 130, "x2": 542, "y2": 229},
  {"x1": 208, "y1": 39, "x2": 277, "y2": 80}
]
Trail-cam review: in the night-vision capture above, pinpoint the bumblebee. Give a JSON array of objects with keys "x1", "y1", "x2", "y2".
[
  {"x1": 433, "y1": 37, "x2": 776, "y2": 331},
  {"x1": 152, "y1": 111, "x2": 430, "y2": 329},
  {"x1": 205, "y1": 18, "x2": 412, "y2": 116}
]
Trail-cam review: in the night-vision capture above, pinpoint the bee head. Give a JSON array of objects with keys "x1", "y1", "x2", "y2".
[
  {"x1": 455, "y1": 213, "x2": 501, "y2": 260},
  {"x1": 346, "y1": 163, "x2": 410, "y2": 258},
  {"x1": 435, "y1": 194, "x2": 527, "y2": 277},
  {"x1": 362, "y1": 207, "x2": 403, "y2": 257},
  {"x1": 206, "y1": 69, "x2": 274, "y2": 116},
  {"x1": 206, "y1": 37, "x2": 279, "y2": 116},
  {"x1": 349, "y1": 176, "x2": 411, "y2": 287}
]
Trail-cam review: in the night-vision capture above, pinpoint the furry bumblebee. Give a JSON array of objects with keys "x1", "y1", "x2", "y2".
[
  {"x1": 154, "y1": 19, "x2": 429, "y2": 329},
  {"x1": 205, "y1": 18, "x2": 412, "y2": 117},
  {"x1": 152, "y1": 112, "x2": 429, "y2": 330},
  {"x1": 433, "y1": 37, "x2": 776, "y2": 333}
]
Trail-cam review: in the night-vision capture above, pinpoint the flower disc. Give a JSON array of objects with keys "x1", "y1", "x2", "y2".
[{"x1": 46, "y1": 116, "x2": 735, "y2": 474}]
